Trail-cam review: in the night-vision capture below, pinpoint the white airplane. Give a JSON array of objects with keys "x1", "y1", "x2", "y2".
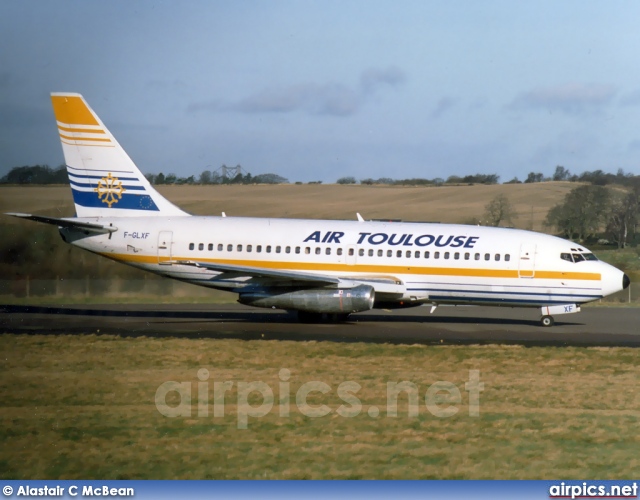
[{"x1": 7, "y1": 93, "x2": 630, "y2": 326}]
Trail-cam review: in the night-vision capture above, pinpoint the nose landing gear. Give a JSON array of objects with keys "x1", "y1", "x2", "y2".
[
  {"x1": 540, "y1": 315, "x2": 555, "y2": 327},
  {"x1": 539, "y1": 304, "x2": 579, "y2": 327}
]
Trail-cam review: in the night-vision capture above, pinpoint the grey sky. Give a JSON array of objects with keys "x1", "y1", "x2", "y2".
[{"x1": 2, "y1": 1, "x2": 640, "y2": 182}]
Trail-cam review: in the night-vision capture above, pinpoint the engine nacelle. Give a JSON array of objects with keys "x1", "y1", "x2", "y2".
[{"x1": 238, "y1": 285, "x2": 375, "y2": 313}]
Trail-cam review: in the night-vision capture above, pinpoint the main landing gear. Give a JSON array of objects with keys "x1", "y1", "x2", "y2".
[{"x1": 539, "y1": 304, "x2": 580, "y2": 327}]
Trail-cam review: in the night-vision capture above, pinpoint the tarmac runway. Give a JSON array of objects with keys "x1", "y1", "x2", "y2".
[{"x1": 1, "y1": 303, "x2": 639, "y2": 347}]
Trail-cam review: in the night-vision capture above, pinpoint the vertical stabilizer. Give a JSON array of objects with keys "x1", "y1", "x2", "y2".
[{"x1": 51, "y1": 92, "x2": 188, "y2": 218}]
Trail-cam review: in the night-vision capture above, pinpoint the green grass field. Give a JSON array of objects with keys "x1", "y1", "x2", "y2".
[{"x1": 1, "y1": 334, "x2": 639, "y2": 479}]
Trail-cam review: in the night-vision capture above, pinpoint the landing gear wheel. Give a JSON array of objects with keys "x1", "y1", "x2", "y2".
[
  {"x1": 328, "y1": 313, "x2": 351, "y2": 323},
  {"x1": 541, "y1": 315, "x2": 555, "y2": 327}
]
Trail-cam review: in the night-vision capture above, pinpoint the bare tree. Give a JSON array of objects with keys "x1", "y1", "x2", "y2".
[
  {"x1": 606, "y1": 187, "x2": 640, "y2": 248},
  {"x1": 483, "y1": 194, "x2": 516, "y2": 227},
  {"x1": 544, "y1": 185, "x2": 610, "y2": 241}
]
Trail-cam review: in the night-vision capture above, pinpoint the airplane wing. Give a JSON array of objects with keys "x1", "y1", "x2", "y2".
[
  {"x1": 5, "y1": 213, "x2": 117, "y2": 234},
  {"x1": 176, "y1": 260, "x2": 341, "y2": 285},
  {"x1": 177, "y1": 260, "x2": 407, "y2": 295}
]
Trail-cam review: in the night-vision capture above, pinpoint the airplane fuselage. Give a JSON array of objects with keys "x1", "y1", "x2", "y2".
[{"x1": 63, "y1": 216, "x2": 625, "y2": 309}]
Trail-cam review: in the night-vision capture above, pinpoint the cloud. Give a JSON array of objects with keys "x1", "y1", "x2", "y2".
[
  {"x1": 431, "y1": 97, "x2": 455, "y2": 119},
  {"x1": 231, "y1": 83, "x2": 360, "y2": 116},
  {"x1": 359, "y1": 66, "x2": 406, "y2": 93},
  {"x1": 531, "y1": 131, "x2": 597, "y2": 165},
  {"x1": 188, "y1": 67, "x2": 405, "y2": 117},
  {"x1": 619, "y1": 90, "x2": 640, "y2": 107},
  {"x1": 510, "y1": 83, "x2": 616, "y2": 114}
]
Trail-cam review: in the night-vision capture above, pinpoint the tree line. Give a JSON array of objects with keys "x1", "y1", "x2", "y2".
[
  {"x1": 507, "y1": 165, "x2": 640, "y2": 187},
  {"x1": 478, "y1": 184, "x2": 640, "y2": 249},
  {"x1": 3, "y1": 164, "x2": 640, "y2": 191},
  {"x1": 0, "y1": 165, "x2": 68, "y2": 184},
  {"x1": 145, "y1": 170, "x2": 288, "y2": 185}
]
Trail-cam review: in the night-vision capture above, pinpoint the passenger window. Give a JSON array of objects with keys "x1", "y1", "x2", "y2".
[
  {"x1": 208, "y1": 243, "x2": 213, "y2": 251},
  {"x1": 378, "y1": 249, "x2": 383, "y2": 257},
  {"x1": 337, "y1": 248, "x2": 343, "y2": 256},
  {"x1": 305, "y1": 247, "x2": 310, "y2": 254},
  {"x1": 295, "y1": 247, "x2": 300, "y2": 254},
  {"x1": 560, "y1": 253, "x2": 573, "y2": 262},
  {"x1": 276, "y1": 246, "x2": 281, "y2": 253},
  {"x1": 369, "y1": 249, "x2": 374, "y2": 257},
  {"x1": 285, "y1": 246, "x2": 291, "y2": 254},
  {"x1": 218, "y1": 244, "x2": 223, "y2": 251},
  {"x1": 484, "y1": 253, "x2": 490, "y2": 261},
  {"x1": 198, "y1": 243, "x2": 204, "y2": 251},
  {"x1": 227, "y1": 244, "x2": 232, "y2": 252},
  {"x1": 434, "y1": 251, "x2": 440, "y2": 259},
  {"x1": 247, "y1": 245, "x2": 252, "y2": 252},
  {"x1": 266, "y1": 245, "x2": 272, "y2": 253},
  {"x1": 257, "y1": 245, "x2": 262, "y2": 253},
  {"x1": 348, "y1": 248, "x2": 354, "y2": 256},
  {"x1": 397, "y1": 250, "x2": 402, "y2": 258},
  {"x1": 315, "y1": 247, "x2": 321, "y2": 255},
  {"x1": 414, "y1": 251, "x2": 420, "y2": 258},
  {"x1": 424, "y1": 251, "x2": 430, "y2": 259},
  {"x1": 387, "y1": 249, "x2": 392, "y2": 257},
  {"x1": 464, "y1": 252, "x2": 470, "y2": 260},
  {"x1": 444, "y1": 252, "x2": 450, "y2": 259},
  {"x1": 326, "y1": 248, "x2": 331, "y2": 255},
  {"x1": 358, "y1": 249, "x2": 363, "y2": 256},
  {"x1": 505, "y1": 254, "x2": 510, "y2": 262},
  {"x1": 495, "y1": 254, "x2": 500, "y2": 261},
  {"x1": 237, "y1": 244, "x2": 242, "y2": 252},
  {"x1": 475, "y1": 253, "x2": 480, "y2": 260},
  {"x1": 189, "y1": 243, "x2": 195, "y2": 250},
  {"x1": 454, "y1": 252, "x2": 460, "y2": 260}
]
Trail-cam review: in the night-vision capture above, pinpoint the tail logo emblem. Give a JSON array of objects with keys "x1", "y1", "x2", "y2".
[{"x1": 94, "y1": 172, "x2": 126, "y2": 208}]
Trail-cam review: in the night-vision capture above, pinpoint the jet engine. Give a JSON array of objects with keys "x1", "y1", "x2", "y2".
[{"x1": 238, "y1": 284, "x2": 375, "y2": 313}]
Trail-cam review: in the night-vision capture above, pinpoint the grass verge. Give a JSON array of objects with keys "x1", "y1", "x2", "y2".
[{"x1": 0, "y1": 334, "x2": 638, "y2": 479}]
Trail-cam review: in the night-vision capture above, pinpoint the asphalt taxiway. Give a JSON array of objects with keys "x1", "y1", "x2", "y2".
[{"x1": 1, "y1": 303, "x2": 639, "y2": 347}]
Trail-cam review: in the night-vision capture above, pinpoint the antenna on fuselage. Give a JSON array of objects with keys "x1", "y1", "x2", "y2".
[{"x1": 356, "y1": 213, "x2": 365, "y2": 222}]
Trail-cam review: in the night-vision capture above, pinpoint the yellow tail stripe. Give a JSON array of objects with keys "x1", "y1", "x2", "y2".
[
  {"x1": 58, "y1": 124, "x2": 106, "y2": 134},
  {"x1": 51, "y1": 95, "x2": 99, "y2": 126},
  {"x1": 59, "y1": 133, "x2": 112, "y2": 143}
]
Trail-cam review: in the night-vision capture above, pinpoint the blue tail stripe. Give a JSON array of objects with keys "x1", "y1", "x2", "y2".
[
  {"x1": 71, "y1": 188, "x2": 159, "y2": 211},
  {"x1": 69, "y1": 180, "x2": 146, "y2": 191},
  {"x1": 68, "y1": 173, "x2": 140, "y2": 182}
]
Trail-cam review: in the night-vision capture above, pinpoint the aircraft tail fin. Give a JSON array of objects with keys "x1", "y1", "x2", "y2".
[{"x1": 50, "y1": 92, "x2": 188, "y2": 218}]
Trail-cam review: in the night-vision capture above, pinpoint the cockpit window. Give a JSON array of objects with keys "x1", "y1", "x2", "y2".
[
  {"x1": 562, "y1": 252, "x2": 598, "y2": 263},
  {"x1": 560, "y1": 253, "x2": 573, "y2": 262},
  {"x1": 572, "y1": 253, "x2": 585, "y2": 263}
]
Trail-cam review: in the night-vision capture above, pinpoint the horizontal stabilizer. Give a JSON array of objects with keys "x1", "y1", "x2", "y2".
[{"x1": 5, "y1": 213, "x2": 117, "y2": 234}]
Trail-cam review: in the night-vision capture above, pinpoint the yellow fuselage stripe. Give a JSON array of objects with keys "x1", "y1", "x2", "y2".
[{"x1": 105, "y1": 253, "x2": 602, "y2": 281}]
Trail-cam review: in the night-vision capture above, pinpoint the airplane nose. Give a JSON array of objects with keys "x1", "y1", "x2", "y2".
[{"x1": 623, "y1": 273, "x2": 631, "y2": 290}]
